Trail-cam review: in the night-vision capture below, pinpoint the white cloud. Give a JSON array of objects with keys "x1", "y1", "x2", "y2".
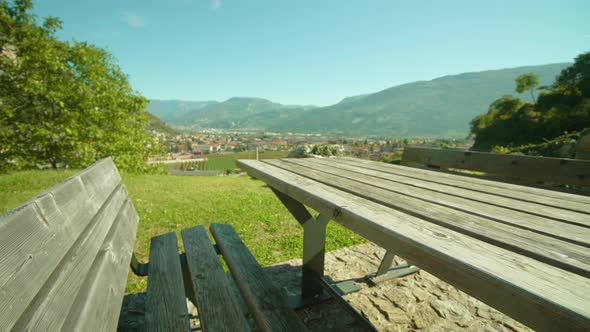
[
  {"x1": 121, "y1": 11, "x2": 146, "y2": 28},
  {"x1": 210, "y1": 0, "x2": 222, "y2": 10}
]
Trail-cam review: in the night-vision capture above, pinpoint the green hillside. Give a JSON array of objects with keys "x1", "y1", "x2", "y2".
[
  {"x1": 164, "y1": 97, "x2": 314, "y2": 130},
  {"x1": 173, "y1": 97, "x2": 284, "y2": 128},
  {"x1": 147, "y1": 63, "x2": 569, "y2": 137},
  {"x1": 147, "y1": 100, "x2": 218, "y2": 121},
  {"x1": 146, "y1": 112, "x2": 178, "y2": 135},
  {"x1": 264, "y1": 63, "x2": 569, "y2": 136}
]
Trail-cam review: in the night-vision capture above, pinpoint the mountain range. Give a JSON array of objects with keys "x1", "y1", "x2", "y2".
[{"x1": 147, "y1": 63, "x2": 569, "y2": 137}]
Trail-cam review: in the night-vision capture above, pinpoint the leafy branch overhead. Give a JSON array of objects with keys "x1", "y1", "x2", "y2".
[{"x1": 0, "y1": 0, "x2": 161, "y2": 172}]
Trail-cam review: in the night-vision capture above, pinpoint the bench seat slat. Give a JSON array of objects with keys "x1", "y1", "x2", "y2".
[
  {"x1": 181, "y1": 226, "x2": 250, "y2": 332},
  {"x1": 145, "y1": 232, "x2": 191, "y2": 332},
  {"x1": 210, "y1": 223, "x2": 308, "y2": 332}
]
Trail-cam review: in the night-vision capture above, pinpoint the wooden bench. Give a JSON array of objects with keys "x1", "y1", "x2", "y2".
[
  {"x1": 402, "y1": 146, "x2": 590, "y2": 188},
  {"x1": 0, "y1": 158, "x2": 308, "y2": 331}
]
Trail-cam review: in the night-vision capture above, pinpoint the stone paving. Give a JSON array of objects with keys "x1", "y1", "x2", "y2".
[
  {"x1": 271, "y1": 242, "x2": 533, "y2": 332},
  {"x1": 118, "y1": 242, "x2": 533, "y2": 331}
]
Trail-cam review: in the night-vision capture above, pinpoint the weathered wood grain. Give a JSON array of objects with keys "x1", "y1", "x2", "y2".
[
  {"x1": 145, "y1": 232, "x2": 191, "y2": 332},
  {"x1": 61, "y1": 198, "x2": 139, "y2": 332},
  {"x1": 238, "y1": 159, "x2": 590, "y2": 332},
  {"x1": 181, "y1": 226, "x2": 250, "y2": 332},
  {"x1": 210, "y1": 223, "x2": 308, "y2": 332},
  {"x1": 310, "y1": 158, "x2": 590, "y2": 227},
  {"x1": 0, "y1": 158, "x2": 120, "y2": 330},
  {"x1": 401, "y1": 146, "x2": 590, "y2": 186},
  {"x1": 340, "y1": 156, "x2": 590, "y2": 205},
  {"x1": 12, "y1": 184, "x2": 129, "y2": 331},
  {"x1": 267, "y1": 159, "x2": 590, "y2": 277},
  {"x1": 302, "y1": 158, "x2": 590, "y2": 246}
]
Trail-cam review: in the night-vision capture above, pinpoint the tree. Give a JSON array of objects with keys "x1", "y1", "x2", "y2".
[
  {"x1": 554, "y1": 51, "x2": 590, "y2": 89},
  {"x1": 470, "y1": 51, "x2": 590, "y2": 152},
  {"x1": 515, "y1": 73, "x2": 540, "y2": 102},
  {"x1": 0, "y1": 0, "x2": 159, "y2": 171}
]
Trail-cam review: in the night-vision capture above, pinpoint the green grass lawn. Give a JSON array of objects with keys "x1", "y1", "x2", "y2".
[
  {"x1": 229, "y1": 150, "x2": 290, "y2": 160},
  {"x1": 163, "y1": 150, "x2": 289, "y2": 172},
  {"x1": 0, "y1": 170, "x2": 365, "y2": 293}
]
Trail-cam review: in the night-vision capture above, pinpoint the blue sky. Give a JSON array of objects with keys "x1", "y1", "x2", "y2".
[{"x1": 33, "y1": 0, "x2": 589, "y2": 106}]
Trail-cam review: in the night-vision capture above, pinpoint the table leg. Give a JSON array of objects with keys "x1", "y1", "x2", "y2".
[
  {"x1": 366, "y1": 250, "x2": 420, "y2": 285},
  {"x1": 271, "y1": 188, "x2": 330, "y2": 304},
  {"x1": 302, "y1": 213, "x2": 330, "y2": 302}
]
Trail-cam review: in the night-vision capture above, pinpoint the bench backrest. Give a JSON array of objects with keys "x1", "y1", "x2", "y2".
[
  {"x1": 0, "y1": 158, "x2": 138, "y2": 331},
  {"x1": 402, "y1": 147, "x2": 590, "y2": 187}
]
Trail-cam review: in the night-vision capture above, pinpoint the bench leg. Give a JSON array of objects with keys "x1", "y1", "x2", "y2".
[
  {"x1": 130, "y1": 252, "x2": 149, "y2": 277},
  {"x1": 366, "y1": 250, "x2": 420, "y2": 285}
]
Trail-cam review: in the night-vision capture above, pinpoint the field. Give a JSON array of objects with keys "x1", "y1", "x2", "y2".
[
  {"x1": 229, "y1": 150, "x2": 290, "y2": 160},
  {"x1": 165, "y1": 150, "x2": 290, "y2": 172},
  {"x1": 0, "y1": 169, "x2": 365, "y2": 293}
]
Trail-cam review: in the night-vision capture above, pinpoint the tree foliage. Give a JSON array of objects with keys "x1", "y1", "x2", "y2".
[
  {"x1": 0, "y1": 0, "x2": 160, "y2": 172},
  {"x1": 515, "y1": 73, "x2": 539, "y2": 102},
  {"x1": 310, "y1": 144, "x2": 341, "y2": 157},
  {"x1": 470, "y1": 51, "x2": 590, "y2": 151}
]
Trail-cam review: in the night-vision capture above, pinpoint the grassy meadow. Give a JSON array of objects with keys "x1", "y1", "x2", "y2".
[
  {"x1": 165, "y1": 150, "x2": 290, "y2": 172},
  {"x1": 0, "y1": 168, "x2": 365, "y2": 293}
]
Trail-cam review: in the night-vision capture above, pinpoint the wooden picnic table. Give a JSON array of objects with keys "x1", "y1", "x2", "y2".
[{"x1": 237, "y1": 157, "x2": 590, "y2": 332}]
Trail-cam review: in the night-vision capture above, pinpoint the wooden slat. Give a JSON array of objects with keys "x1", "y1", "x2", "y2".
[
  {"x1": 303, "y1": 158, "x2": 590, "y2": 246},
  {"x1": 210, "y1": 223, "x2": 308, "y2": 332},
  {"x1": 145, "y1": 232, "x2": 191, "y2": 332},
  {"x1": 402, "y1": 147, "x2": 590, "y2": 186},
  {"x1": 61, "y1": 198, "x2": 139, "y2": 332},
  {"x1": 340, "y1": 156, "x2": 590, "y2": 208},
  {"x1": 267, "y1": 159, "x2": 590, "y2": 277},
  {"x1": 12, "y1": 185, "x2": 129, "y2": 330},
  {"x1": 307, "y1": 159, "x2": 590, "y2": 228},
  {"x1": 0, "y1": 158, "x2": 120, "y2": 330},
  {"x1": 238, "y1": 159, "x2": 590, "y2": 332},
  {"x1": 181, "y1": 226, "x2": 250, "y2": 332},
  {"x1": 80, "y1": 156, "x2": 123, "y2": 205}
]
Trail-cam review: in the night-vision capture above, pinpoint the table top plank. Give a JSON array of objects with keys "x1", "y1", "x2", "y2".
[
  {"x1": 238, "y1": 159, "x2": 590, "y2": 332},
  {"x1": 265, "y1": 159, "x2": 590, "y2": 277},
  {"x1": 340, "y1": 156, "x2": 590, "y2": 206},
  {"x1": 308, "y1": 158, "x2": 590, "y2": 228},
  {"x1": 291, "y1": 158, "x2": 590, "y2": 246}
]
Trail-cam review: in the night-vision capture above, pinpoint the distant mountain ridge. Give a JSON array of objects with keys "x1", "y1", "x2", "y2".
[
  {"x1": 147, "y1": 100, "x2": 218, "y2": 122},
  {"x1": 147, "y1": 63, "x2": 569, "y2": 137}
]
